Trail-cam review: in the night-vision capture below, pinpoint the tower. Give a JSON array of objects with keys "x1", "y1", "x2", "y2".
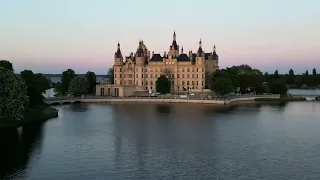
[
  {"x1": 168, "y1": 31, "x2": 179, "y2": 58},
  {"x1": 114, "y1": 41, "x2": 123, "y2": 65},
  {"x1": 196, "y1": 39, "x2": 205, "y2": 64}
]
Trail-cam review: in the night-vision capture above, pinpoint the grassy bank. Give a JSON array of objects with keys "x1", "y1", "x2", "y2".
[
  {"x1": 0, "y1": 106, "x2": 58, "y2": 130},
  {"x1": 255, "y1": 97, "x2": 306, "y2": 102}
]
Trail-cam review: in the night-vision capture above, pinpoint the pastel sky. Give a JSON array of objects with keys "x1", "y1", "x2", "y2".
[{"x1": 0, "y1": 0, "x2": 319, "y2": 74}]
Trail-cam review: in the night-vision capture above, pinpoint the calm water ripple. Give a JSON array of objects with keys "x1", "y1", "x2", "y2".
[{"x1": 1, "y1": 101, "x2": 320, "y2": 180}]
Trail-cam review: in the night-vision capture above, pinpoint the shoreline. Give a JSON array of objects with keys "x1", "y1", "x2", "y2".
[
  {"x1": 47, "y1": 95, "x2": 308, "y2": 106},
  {"x1": 0, "y1": 106, "x2": 59, "y2": 131}
]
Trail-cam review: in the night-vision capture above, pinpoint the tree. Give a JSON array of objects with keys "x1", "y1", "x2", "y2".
[
  {"x1": 0, "y1": 60, "x2": 14, "y2": 71},
  {"x1": 68, "y1": 76, "x2": 89, "y2": 97},
  {"x1": 60, "y1": 69, "x2": 76, "y2": 94},
  {"x1": 312, "y1": 68, "x2": 317, "y2": 76},
  {"x1": 0, "y1": 67, "x2": 29, "y2": 121},
  {"x1": 211, "y1": 77, "x2": 234, "y2": 96},
  {"x1": 289, "y1": 69, "x2": 294, "y2": 76},
  {"x1": 294, "y1": 76, "x2": 302, "y2": 87},
  {"x1": 20, "y1": 70, "x2": 51, "y2": 107},
  {"x1": 85, "y1": 71, "x2": 96, "y2": 94},
  {"x1": 274, "y1": 70, "x2": 279, "y2": 78},
  {"x1": 269, "y1": 79, "x2": 288, "y2": 94},
  {"x1": 107, "y1": 68, "x2": 114, "y2": 84},
  {"x1": 156, "y1": 75, "x2": 171, "y2": 94},
  {"x1": 287, "y1": 69, "x2": 295, "y2": 85}
]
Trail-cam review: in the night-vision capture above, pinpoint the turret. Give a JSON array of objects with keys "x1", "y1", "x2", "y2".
[
  {"x1": 114, "y1": 41, "x2": 123, "y2": 65},
  {"x1": 212, "y1": 44, "x2": 219, "y2": 60}
]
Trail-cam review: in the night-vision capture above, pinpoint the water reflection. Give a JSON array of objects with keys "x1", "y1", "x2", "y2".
[
  {"x1": 0, "y1": 124, "x2": 44, "y2": 179},
  {"x1": 2, "y1": 101, "x2": 320, "y2": 179}
]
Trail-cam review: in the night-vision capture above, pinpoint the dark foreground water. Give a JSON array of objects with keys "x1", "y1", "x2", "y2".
[{"x1": 1, "y1": 102, "x2": 320, "y2": 180}]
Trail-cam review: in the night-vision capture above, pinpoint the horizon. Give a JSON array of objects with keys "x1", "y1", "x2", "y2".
[{"x1": 1, "y1": 0, "x2": 319, "y2": 74}]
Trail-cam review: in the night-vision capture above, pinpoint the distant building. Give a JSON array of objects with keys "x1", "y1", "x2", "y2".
[{"x1": 96, "y1": 32, "x2": 219, "y2": 96}]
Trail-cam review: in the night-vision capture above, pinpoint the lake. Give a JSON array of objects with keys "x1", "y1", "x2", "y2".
[{"x1": 1, "y1": 101, "x2": 320, "y2": 179}]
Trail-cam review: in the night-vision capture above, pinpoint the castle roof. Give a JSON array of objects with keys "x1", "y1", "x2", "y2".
[
  {"x1": 150, "y1": 54, "x2": 162, "y2": 61},
  {"x1": 177, "y1": 54, "x2": 190, "y2": 61},
  {"x1": 212, "y1": 51, "x2": 218, "y2": 59},
  {"x1": 171, "y1": 40, "x2": 178, "y2": 50}
]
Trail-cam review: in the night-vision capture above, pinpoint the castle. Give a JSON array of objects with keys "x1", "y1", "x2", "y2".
[{"x1": 96, "y1": 32, "x2": 219, "y2": 97}]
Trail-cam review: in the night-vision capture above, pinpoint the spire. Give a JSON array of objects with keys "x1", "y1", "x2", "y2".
[
  {"x1": 173, "y1": 31, "x2": 176, "y2": 41},
  {"x1": 199, "y1": 39, "x2": 202, "y2": 48},
  {"x1": 213, "y1": 44, "x2": 216, "y2": 52},
  {"x1": 181, "y1": 46, "x2": 184, "y2": 54},
  {"x1": 115, "y1": 41, "x2": 122, "y2": 58}
]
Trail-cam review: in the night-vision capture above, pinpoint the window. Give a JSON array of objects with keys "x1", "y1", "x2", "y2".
[
  {"x1": 182, "y1": 81, "x2": 185, "y2": 85},
  {"x1": 182, "y1": 74, "x2": 185, "y2": 78},
  {"x1": 187, "y1": 68, "x2": 189, "y2": 72},
  {"x1": 142, "y1": 74, "x2": 143, "y2": 78},
  {"x1": 196, "y1": 74, "x2": 198, "y2": 78},
  {"x1": 114, "y1": 74, "x2": 116, "y2": 78},
  {"x1": 172, "y1": 74, "x2": 174, "y2": 78},
  {"x1": 187, "y1": 81, "x2": 189, "y2": 85},
  {"x1": 177, "y1": 74, "x2": 180, "y2": 78},
  {"x1": 146, "y1": 74, "x2": 148, "y2": 78},
  {"x1": 202, "y1": 74, "x2": 204, "y2": 78},
  {"x1": 202, "y1": 81, "x2": 204, "y2": 85},
  {"x1": 192, "y1": 81, "x2": 194, "y2": 85},
  {"x1": 146, "y1": 81, "x2": 148, "y2": 85},
  {"x1": 150, "y1": 74, "x2": 153, "y2": 78},
  {"x1": 120, "y1": 74, "x2": 122, "y2": 78},
  {"x1": 196, "y1": 81, "x2": 198, "y2": 85},
  {"x1": 187, "y1": 74, "x2": 189, "y2": 78},
  {"x1": 192, "y1": 74, "x2": 194, "y2": 78},
  {"x1": 136, "y1": 74, "x2": 138, "y2": 78},
  {"x1": 197, "y1": 68, "x2": 198, "y2": 72},
  {"x1": 150, "y1": 81, "x2": 153, "y2": 85}
]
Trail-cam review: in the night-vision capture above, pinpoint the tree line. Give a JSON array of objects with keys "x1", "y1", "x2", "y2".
[
  {"x1": 53, "y1": 69, "x2": 96, "y2": 97},
  {"x1": 209, "y1": 65, "x2": 320, "y2": 96},
  {"x1": 0, "y1": 60, "x2": 52, "y2": 121},
  {"x1": 53, "y1": 67, "x2": 114, "y2": 96}
]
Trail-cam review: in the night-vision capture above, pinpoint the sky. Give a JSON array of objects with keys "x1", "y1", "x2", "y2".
[{"x1": 0, "y1": 0, "x2": 319, "y2": 74}]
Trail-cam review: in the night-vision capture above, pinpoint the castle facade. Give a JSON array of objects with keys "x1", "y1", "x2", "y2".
[{"x1": 113, "y1": 32, "x2": 219, "y2": 93}]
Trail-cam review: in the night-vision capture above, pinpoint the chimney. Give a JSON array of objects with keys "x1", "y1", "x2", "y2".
[{"x1": 152, "y1": 51, "x2": 154, "y2": 56}]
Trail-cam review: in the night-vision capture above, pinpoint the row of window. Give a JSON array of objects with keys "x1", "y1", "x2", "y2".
[
  {"x1": 146, "y1": 86, "x2": 204, "y2": 91},
  {"x1": 116, "y1": 80, "x2": 204, "y2": 86},
  {"x1": 115, "y1": 73, "x2": 205, "y2": 79},
  {"x1": 114, "y1": 67, "x2": 204, "y2": 73}
]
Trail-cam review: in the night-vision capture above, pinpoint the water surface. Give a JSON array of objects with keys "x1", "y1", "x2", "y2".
[{"x1": 1, "y1": 102, "x2": 320, "y2": 180}]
